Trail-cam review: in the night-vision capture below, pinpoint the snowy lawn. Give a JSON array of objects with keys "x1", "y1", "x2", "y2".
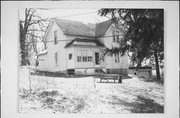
[{"x1": 19, "y1": 67, "x2": 164, "y2": 113}]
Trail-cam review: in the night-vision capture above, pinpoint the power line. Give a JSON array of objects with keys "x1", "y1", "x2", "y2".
[
  {"x1": 35, "y1": 10, "x2": 99, "y2": 20},
  {"x1": 54, "y1": 11, "x2": 98, "y2": 19},
  {"x1": 40, "y1": 35, "x2": 124, "y2": 43},
  {"x1": 21, "y1": 10, "x2": 99, "y2": 22},
  {"x1": 24, "y1": 9, "x2": 118, "y2": 43}
]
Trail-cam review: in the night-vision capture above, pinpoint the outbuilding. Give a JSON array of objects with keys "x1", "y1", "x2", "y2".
[{"x1": 128, "y1": 67, "x2": 152, "y2": 79}]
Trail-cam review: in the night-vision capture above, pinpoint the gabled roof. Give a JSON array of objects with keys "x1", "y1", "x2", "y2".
[
  {"x1": 64, "y1": 38, "x2": 105, "y2": 48},
  {"x1": 95, "y1": 20, "x2": 112, "y2": 37},
  {"x1": 54, "y1": 18, "x2": 96, "y2": 37},
  {"x1": 54, "y1": 19, "x2": 115, "y2": 37}
]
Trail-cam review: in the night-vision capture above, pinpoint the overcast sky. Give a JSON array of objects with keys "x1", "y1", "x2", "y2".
[{"x1": 20, "y1": 8, "x2": 109, "y2": 24}]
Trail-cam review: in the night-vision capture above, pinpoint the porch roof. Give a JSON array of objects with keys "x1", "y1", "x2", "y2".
[
  {"x1": 37, "y1": 49, "x2": 48, "y2": 56},
  {"x1": 64, "y1": 38, "x2": 105, "y2": 48}
]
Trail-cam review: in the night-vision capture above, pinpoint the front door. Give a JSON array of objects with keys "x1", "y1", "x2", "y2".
[{"x1": 95, "y1": 52, "x2": 99, "y2": 65}]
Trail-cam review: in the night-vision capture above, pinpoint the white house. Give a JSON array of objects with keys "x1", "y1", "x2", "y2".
[{"x1": 37, "y1": 18, "x2": 129, "y2": 75}]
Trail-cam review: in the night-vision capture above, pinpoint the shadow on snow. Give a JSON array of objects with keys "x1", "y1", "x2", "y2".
[{"x1": 108, "y1": 95, "x2": 164, "y2": 113}]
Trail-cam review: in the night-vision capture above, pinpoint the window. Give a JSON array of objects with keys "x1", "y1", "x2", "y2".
[
  {"x1": 117, "y1": 53, "x2": 120, "y2": 62},
  {"x1": 77, "y1": 56, "x2": 81, "y2": 62},
  {"x1": 55, "y1": 52, "x2": 58, "y2": 66},
  {"x1": 112, "y1": 30, "x2": 120, "y2": 43},
  {"x1": 81, "y1": 51, "x2": 87, "y2": 62},
  {"x1": 83, "y1": 56, "x2": 87, "y2": 62},
  {"x1": 77, "y1": 50, "x2": 93, "y2": 62},
  {"x1": 115, "y1": 53, "x2": 120, "y2": 63},
  {"x1": 112, "y1": 30, "x2": 116, "y2": 42},
  {"x1": 88, "y1": 56, "x2": 92, "y2": 61},
  {"x1": 54, "y1": 31, "x2": 57, "y2": 44},
  {"x1": 69, "y1": 53, "x2": 72, "y2": 60},
  {"x1": 77, "y1": 51, "x2": 81, "y2": 62},
  {"x1": 116, "y1": 31, "x2": 120, "y2": 43}
]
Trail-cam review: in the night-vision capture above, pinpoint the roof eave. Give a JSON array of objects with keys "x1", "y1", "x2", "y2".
[
  {"x1": 65, "y1": 45, "x2": 105, "y2": 48},
  {"x1": 64, "y1": 33, "x2": 95, "y2": 38}
]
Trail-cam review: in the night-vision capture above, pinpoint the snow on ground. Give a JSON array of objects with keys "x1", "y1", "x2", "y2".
[{"x1": 19, "y1": 67, "x2": 164, "y2": 113}]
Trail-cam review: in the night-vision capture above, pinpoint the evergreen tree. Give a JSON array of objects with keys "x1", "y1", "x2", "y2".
[{"x1": 98, "y1": 9, "x2": 164, "y2": 80}]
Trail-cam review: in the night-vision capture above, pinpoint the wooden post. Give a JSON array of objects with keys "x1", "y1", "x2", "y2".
[
  {"x1": 52, "y1": 72, "x2": 55, "y2": 89},
  {"x1": 28, "y1": 68, "x2": 32, "y2": 93},
  {"x1": 93, "y1": 77, "x2": 96, "y2": 88}
]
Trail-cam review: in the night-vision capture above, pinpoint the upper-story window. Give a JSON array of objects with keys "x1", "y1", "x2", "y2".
[
  {"x1": 54, "y1": 31, "x2": 57, "y2": 44},
  {"x1": 112, "y1": 30, "x2": 116, "y2": 42},
  {"x1": 116, "y1": 31, "x2": 120, "y2": 43},
  {"x1": 112, "y1": 30, "x2": 120, "y2": 43},
  {"x1": 115, "y1": 53, "x2": 120, "y2": 63}
]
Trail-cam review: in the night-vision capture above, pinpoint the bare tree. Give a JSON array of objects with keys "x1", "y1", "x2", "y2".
[{"x1": 19, "y1": 8, "x2": 49, "y2": 66}]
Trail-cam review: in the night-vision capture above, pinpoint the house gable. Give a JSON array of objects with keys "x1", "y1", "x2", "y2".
[
  {"x1": 37, "y1": 19, "x2": 68, "y2": 72},
  {"x1": 95, "y1": 20, "x2": 112, "y2": 37},
  {"x1": 44, "y1": 19, "x2": 66, "y2": 42},
  {"x1": 98, "y1": 21, "x2": 129, "y2": 70}
]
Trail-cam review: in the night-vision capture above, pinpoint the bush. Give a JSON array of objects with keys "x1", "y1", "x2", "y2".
[{"x1": 40, "y1": 90, "x2": 59, "y2": 98}]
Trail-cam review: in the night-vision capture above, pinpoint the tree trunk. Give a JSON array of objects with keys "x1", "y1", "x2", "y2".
[
  {"x1": 154, "y1": 49, "x2": 161, "y2": 80},
  {"x1": 20, "y1": 30, "x2": 27, "y2": 66},
  {"x1": 20, "y1": 21, "x2": 29, "y2": 66}
]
